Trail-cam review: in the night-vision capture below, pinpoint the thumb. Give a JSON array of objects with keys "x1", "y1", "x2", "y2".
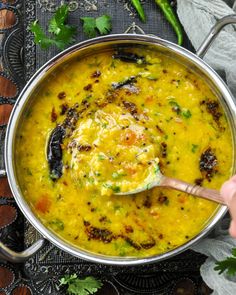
[
  {"x1": 220, "y1": 175, "x2": 236, "y2": 205},
  {"x1": 221, "y1": 176, "x2": 236, "y2": 238},
  {"x1": 229, "y1": 220, "x2": 236, "y2": 238}
]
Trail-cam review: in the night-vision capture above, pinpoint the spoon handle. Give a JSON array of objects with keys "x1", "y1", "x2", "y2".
[{"x1": 160, "y1": 176, "x2": 226, "y2": 205}]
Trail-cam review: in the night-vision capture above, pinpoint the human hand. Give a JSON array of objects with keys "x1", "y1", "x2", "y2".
[{"x1": 221, "y1": 175, "x2": 236, "y2": 237}]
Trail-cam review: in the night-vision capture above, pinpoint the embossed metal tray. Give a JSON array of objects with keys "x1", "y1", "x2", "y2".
[{"x1": 0, "y1": 0, "x2": 212, "y2": 294}]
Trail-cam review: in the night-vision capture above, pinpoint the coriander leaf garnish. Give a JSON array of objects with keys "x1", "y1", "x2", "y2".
[
  {"x1": 48, "y1": 4, "x2": 70, "y2": 35},
  {"x1": 103, "y1": 183, "x2": 121, "y2": 193},
  {"x1": 168, "y1": 101, "x2": 191, "y2": 119},
  {"x1": 96, "y1": 15, "x2": 112, "y2": 35},
  {"x1": 30, "y1": 4, "x2": 76, "y2": 50},
  {"x1": 59, "y1": 274, "x2": 103, "y2": 295},
  {"x1": 169, "y1": 100, "x2": 181, "y2": 114},
  {"x1": 191, "y1": 144, "x2": 198, "y2": 153},
  {"x1": 182, "y1": 109, "x2": 192, "y2": 118},
  {"x1": 30, "y1": 21, "x2": 55, "y2": 49},
  {"x1": 54, "y1": 25, "x2": 77, "y2": 50},
  {"x1": 112, "y1": 172, "x2": 127, "y2": 179},
  {"x1": 49, "y1": 218, "x2": 64, "y2": 231},
  {"x1": 98, "y1": 154, "x2": 106, "y2": 161},
  {"x1": 80, "y1": 17, "x2": 97, "y2": 38},
  {"x1": 215, "y1": 248, "x2": 236, "y2": 276},
  {"x1": 81, "y1": 15, "x2": 112, "y2": 38}
]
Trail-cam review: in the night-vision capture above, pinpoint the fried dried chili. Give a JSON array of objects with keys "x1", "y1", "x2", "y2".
[
  {"x1": 113, "y1": 51, "x2": 146, "y2": 64},
  {"x1": 199, "y1": 148, "x2": 218, "y2": 181},
  {"x1": 47, "y1": 125, "x2": 65, "y2": 180},
  {"x1": 122, "y1": 100, "x2": 139, "y2": 120},
  {"x1": 47, "y1": 104, "x2": 81, "y2": 180},
  {"x1": 112, "y1": 76, "x2": 139, "y2": 93}
]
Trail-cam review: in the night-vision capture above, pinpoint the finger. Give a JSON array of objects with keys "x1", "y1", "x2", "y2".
[
  {"x1": 228, "y1": 192, "x2": 236, "y2": 223},
  {"x1": 221, "y1": 177, "x2": 236, "y2": 204},
  {"x1": 221, "y1": 177, "x2": 236, "y2": 238},
  {"x1": 229, "y1": 220, "x2": 236, "y2": 238}
]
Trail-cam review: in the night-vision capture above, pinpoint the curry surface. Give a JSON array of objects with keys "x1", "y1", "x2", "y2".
[{"x1": 16, "y1": 48, "x2": 233, "y2": 257}]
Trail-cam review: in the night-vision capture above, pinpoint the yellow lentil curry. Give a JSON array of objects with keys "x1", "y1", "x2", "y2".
[{"x1": 16, "y1": 48, "x2": 233, "y2": 257}]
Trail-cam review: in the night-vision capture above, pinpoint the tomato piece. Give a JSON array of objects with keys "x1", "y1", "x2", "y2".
[
  {"x1": 35, "y1": 195, "x2": 51, "y2": 214},
  {"x1": 178, "y1": 195, "x2": 187, "y2": 204},
  {"x1": 145, "y1": 96, "x2": 154, "y2": 103},
  {"x1": 121, "y1": 129, "x2": 137, "y2": 145},
  {"x1": 126, "y1": 167, "x2": 137, "y2": 175}
]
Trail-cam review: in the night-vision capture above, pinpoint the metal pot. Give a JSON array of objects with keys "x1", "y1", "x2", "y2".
[{"x1": 1, "y1": 15, "x2": 236, "y2": 265}]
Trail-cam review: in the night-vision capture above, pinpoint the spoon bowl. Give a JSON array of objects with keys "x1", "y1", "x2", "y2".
[{"x1": 115, "y1": 162, "x2": 225, "y2": 205}]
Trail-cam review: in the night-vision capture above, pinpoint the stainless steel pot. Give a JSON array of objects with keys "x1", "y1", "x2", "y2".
[{"x1": 1, "y1": 15, "x2": 236, "y2": 265}]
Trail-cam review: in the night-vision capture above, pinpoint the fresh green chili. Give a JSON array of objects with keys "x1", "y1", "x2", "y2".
[
  {"x1": 131, "y1": 0, "x2": 146, "y2": 23},
  {"x1": 154, "y1": 0, "x2": 183, "y2": 46}
]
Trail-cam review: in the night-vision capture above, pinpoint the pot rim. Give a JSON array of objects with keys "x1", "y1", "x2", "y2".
[{"x1": 5, "y1": 33, "x2": 235, "y2": 265}]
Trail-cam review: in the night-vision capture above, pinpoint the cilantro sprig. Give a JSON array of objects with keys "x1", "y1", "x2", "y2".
[
  {"x1": 30, "y1": 6, "x2": 112, "y2": 49},
  {"x1": 60, "y1": 274, "x2": 103, "y2": 295},
  {"x1": 30, "y1": 4, "x2": 76, "y2": 50},
  {"x1": 81, "y1": 15, "x2": 112, "y2": 38},
  {"x1": 168, "y1": 100, "x2": 192, "y2": 119},
  {"x1": 103, "y1": 183, "x2": 121, "y2": 193},
  {"x1": 215, "y1": 248, "x2": 236, "y2": 276}
]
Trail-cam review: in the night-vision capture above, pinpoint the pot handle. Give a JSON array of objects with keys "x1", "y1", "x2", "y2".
[
  {"x1": 196, "y1": 14, "x2": 236, "y2": 58},
  {"x1": 124, "y1": 22, "x2": 146, "y2": 34},
  {"x1": 0, "y1": 170, "x2": 46, "y2": 263},
  {"x1": 0, "y1": 169, "x2": 6, "y2": 178},
  {"x1": 0, "y1": 238, "x2": 45, "y2": 263}
]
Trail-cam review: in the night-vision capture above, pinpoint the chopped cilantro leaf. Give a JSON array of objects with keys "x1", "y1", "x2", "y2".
[
  {"x1": 53, "y1": 25, "x2": 77, "y2": 49},
  {"x1": 146, "y1": 183, "x2": 153, "y2": 190},
  {"x1": 112, "y1": 172, "x2": 126, "y2": 179},
  {"x1": 30, "y1": 21, "x2": 55, "y2": 49},
  {"x1": 169, "y1": 100, "x2": 181, "y2": 113},
  {"x1": 103, "y1": 183, "x2": 121, "y2": 193},
  {"x1": 48, "y1": 4, "x2": 69, "y2": 34},
  {"x1": 182, "y1": 109, "x2": 192, "y2": 118},
  {"x1": 154, "y1": 165, "x2": 160, "y2": 175},
  {"x1": 112, "y1": 172, "x2": 120, "y2": 179},
  {"x1": 81, "y1": 15, "x2": 112, "y2": 38},
  {"x1": 191, "y1": 144, "x2": 198, "y2": 153},
  {"x1": 49, "y1": 219, "x2": 64, "y2": 231},
  {"x1": 29, "y1": 4, "x2": 76, "y2": 50},
  {"x1": 101, "y1": 123, "x2": 108, "y2": 129},
  {"x1": 98, "y1": 154, "x2": 106, "y2": 160},
  {"x1": 60, "y1": 274, "x2": 103, "y2": 295},
  {"x1": 96, "y1": 15, "x2": 112, "y2": 35},
  {"x1": 80, "y1": 17, "x2": 97, "y2": 38},
  {"x1": 169, "y1": 101, "x2": 192, "y2": 119},
  {"x1": 112, "y1": 186, "x2": 121, "y2": 193},
  {"x1": 215, "y1": 248, "x2": 236, "y2": 276},
  {"x1": 169, "y1": 101, "x2": 180, "y2": 108},
  {"x1": 88, "y1": 177, "x2": 95, "y2": 184}
]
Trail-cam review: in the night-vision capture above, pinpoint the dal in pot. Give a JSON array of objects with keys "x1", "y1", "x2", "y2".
[{"x1": 15, "y1": 48, "x2": 233, "y2": 257}]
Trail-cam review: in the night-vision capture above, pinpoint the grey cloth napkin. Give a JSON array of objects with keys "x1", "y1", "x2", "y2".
[
  {"x1": 176, "y1": 0, "x2": 236, "y2": 294},
  {"x1": 177, "y1": 0, "x2": 236, "y2": 97}
]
